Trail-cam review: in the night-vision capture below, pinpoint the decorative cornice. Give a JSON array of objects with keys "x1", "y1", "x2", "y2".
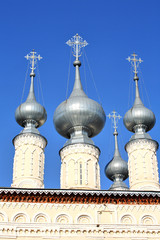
[
  {"x1": 0, "y1": 188, "x2": 160, "y2": 204},
  {"x1": 125, "y1": 138, "x2": 159, "y2": 152},
  {"x1": 60, "y1": 143, "x2": 100, "y2": 158},
  {"x1": 1, "y1": 201, "x2": 160, "y2": 212},
  {"x1": 13, "y1": 133, "x2": 47, "y2": 149}
]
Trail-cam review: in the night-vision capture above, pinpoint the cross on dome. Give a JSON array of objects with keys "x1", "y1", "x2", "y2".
[
  {"x1": 108, "y1": 111, "x2": 121, "y2": 131},
  {"x1": 25, "y1": 50, "x2": 42, "y2": 71},
  {"x1": 126, "y1": 53, "x2": 143, "y2": 74},
  {"x1": 66, "y1": 34, "x2": 88, "y2": 59}
]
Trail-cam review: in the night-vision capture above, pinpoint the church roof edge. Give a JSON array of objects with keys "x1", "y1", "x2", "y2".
[{"x1": 0, "y1": 187, "x2": 160, "y2": 198}]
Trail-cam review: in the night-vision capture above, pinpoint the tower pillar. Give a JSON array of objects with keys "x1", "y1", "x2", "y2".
[
  {"x1": 126, "y1": 138, "x2": 159, "y2": 190},
  {"x1": 12, "y1": 133, "x2": 47, "y2": 188},
  {"x1": 60, "y1": 143, "x2": 100, "y2": 190}
]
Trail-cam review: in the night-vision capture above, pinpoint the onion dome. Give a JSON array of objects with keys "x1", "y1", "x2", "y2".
[
  {"x1": 15, "y1": 51, "x2": 47, "y2": 134},
  {"x1": 105, "y1": 112, "x2": 128, "y2": 190},
  {"x1": 53, "y1": 34, "x2": 106, "y2": 146},
  {"x1": 123, "y1": 54, "x2": 155, "y2": 140}
]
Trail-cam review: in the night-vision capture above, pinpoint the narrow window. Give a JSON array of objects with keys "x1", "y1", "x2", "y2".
[{"x1": 80, "y1": 163, "x2": 82, "y2": 185}]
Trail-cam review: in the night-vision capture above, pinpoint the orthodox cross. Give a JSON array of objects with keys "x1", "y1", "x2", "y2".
[
  {"x1": 66, "y1": 33, "x2": 88, "y2": 59},
  {"x1": 108, "y1": 111, "x2": 122, "y2": 131},
  {"x1": 25, "y1": 50, "x2": 42, "y2": 70},
  {"x1": 126, "y1": 53, "x2": 143, "y2": 74}
]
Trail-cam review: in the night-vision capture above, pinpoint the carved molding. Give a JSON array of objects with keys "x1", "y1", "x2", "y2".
[
  {"x1": 33, "y1": 212, "x2": 51, "y2": 223},
  {"x1": 76, "y1": 214, "x2": 93, "y2": 224},
  {"x1": 140, "y1": 214, "x2": 156, "y2": 225},
  {"x1": 12, "y1": 212, "x2": 30, "y2": 223},
  {"x1": 0, "y1": 223, "x2": 160, "y2": 238},
  {"x1": 55, "y1": 214, "x2": 71, "y2": 224},
  {"x1": 120, "y1": 214, "x2": 136, "y2": 224}
]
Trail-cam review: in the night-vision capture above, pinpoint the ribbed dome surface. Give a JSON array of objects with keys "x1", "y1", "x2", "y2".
[
  {"x1": 54, "y1": 95, "x2": 105, "y2": 139},
  {"x1": 123, "y1": 98, "x2": 155, "y2": 133}
]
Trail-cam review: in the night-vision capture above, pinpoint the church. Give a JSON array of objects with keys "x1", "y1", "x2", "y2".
[{"x1": 0, "y1": 34, "x2": 160, "y2": 240}]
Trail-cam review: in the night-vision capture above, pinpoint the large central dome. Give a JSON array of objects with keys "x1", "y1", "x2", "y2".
[
  {"x1": 53, "y1": 34, "x2": 105, "y2": 145},
  {"x1": 53, "y1": 59, "x2": 106, "y2": 142}
]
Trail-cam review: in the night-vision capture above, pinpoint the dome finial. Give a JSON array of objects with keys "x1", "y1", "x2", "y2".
[
  {"x1": 105, "y1": 111, "x2": 128, "y2": 190},
  {"x1": 108, "y1": 110, "x2": 121, "y2": 134},
  {"x1": 66, "y1": 34, "x2": 88, "y2": 97},
  {"x1": 126, "y1": 53, "x2": 143, "y2": 75},
  {"x1": 66, "y1": 33, "x2": 88, "y2": 60},
  {"x1": 126, "y1": 53, "x2": 143, "y2": 100},
  {"x1": 124, "y1": 53, "x2": 155, "y2": 140},
  {"x1": 15, "y1": 50, "x2": 47, "y2": 134},
  {"x1": 25, "y1": 49, "x2": 42, "y2": 77}
]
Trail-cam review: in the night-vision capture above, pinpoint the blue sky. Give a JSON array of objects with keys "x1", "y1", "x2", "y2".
[{"x1": 0, "y1": 0, "x2": 160, "y2": 189}]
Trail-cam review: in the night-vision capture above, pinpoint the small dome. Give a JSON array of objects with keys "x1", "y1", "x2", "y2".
[
  {"x1": 105, "y1": 131, "x2": 128, "y2": 183},
  {"x1": 15, "y1": 99, "x2": 47, "y2": 128},
  {"x1": 105, "y1": 155, "x2": 128, "y2": 182},
  {"x1": 53, "y1": 61, "x2": 106, "y2": 141},
  {"x1": 15, "y1": 77, "x2": 47, "y2": 130},
  {"x1": 123, "y1": 76, "x2": 155, "y2": 133},
  {"x1": 123, "y1": 102, "x2": 155, "y2": 133},
  {"x1": 105, "y1": 128, "x2": 128, "y2": 190}
]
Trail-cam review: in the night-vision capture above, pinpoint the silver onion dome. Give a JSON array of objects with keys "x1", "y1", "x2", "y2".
[
  {"x1": 123, "y1": 73, "x2": 155, "y2": 140},
  {"x1": 53, "y1": 59, "x2": 106, "y2": 146},
  {"x1": 15, "y1": 51, "x2": 47, "y2": 134},
  {"x1": 105, "y1": 112, "x2": 128, "y2": 190},
  {"x1": 54, "y1": 34, "x2": 105, "y2": 146},
  {"x1": 123, "y1": 54, "x2": 155, "y2": 140}
]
